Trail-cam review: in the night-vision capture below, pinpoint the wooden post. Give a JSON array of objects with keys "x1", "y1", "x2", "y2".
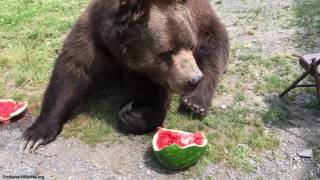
[{"x1": 312, "y1": 58, "x2": 320, "y2": 98}]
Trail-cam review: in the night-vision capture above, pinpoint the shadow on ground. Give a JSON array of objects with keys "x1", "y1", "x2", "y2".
[
  {"x1": 265, "y1": 90, "x2": 320, "y2": 145},
  {"x1": 263, "y1": 90, "x2": 320, "y2": 174},
  {"x1": 61, "y1": 84, "x2": 127, "y2": 144},
  {"x1": 264, "y1": 83, "x2": 320, "y2": 144},
  {"x1": 82, "y1": 86, "x2": 124, "y2": 131},
  {"x1": 142, "y1": 147, "x2": 182, "y2": 175}
]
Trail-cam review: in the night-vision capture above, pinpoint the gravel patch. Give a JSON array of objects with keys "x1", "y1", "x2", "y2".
[{"x1": 0, "y1": 121, "x2": 184, "y2": 179}]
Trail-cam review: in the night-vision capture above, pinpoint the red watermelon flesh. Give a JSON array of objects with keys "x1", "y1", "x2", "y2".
[
  {"x1": 0, "y1": 100, "x2": 28, "y2": 122},
  {"x1": 156, "y1": 129, "x2": 204, "y2": 150}
]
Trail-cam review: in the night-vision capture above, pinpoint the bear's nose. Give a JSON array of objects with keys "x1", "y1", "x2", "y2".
[{"x1": 188, "y1": 72, "x2": 204, "y2": 88}]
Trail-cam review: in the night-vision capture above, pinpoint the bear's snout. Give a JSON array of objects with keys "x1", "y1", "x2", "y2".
[
  {"x1": 165, "y1": 49, "x2": 204, "y2": 95},
  {"x1": 187, "y1": 71, "x2": 204, "y2": 89}
]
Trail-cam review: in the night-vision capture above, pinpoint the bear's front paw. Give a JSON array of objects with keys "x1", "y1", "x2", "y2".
[
  {"x1": 20, "y1": 121, "x2": 61, "y2": 154},
  {"x1": 119, "y1": 102, "x2": 151, "y2": 134},
  {"x1": 182, "y1": 94, "x2": 210, "y2": 117}
]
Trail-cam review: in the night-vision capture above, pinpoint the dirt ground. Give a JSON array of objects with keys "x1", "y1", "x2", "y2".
[{"x1": 1, "y1": 0, "x2": 320, "y2": 179}]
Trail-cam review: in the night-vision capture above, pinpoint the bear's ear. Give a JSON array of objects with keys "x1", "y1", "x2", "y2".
[{"x1": 117, "y1": 0, "x2": 150, "y2": 25}]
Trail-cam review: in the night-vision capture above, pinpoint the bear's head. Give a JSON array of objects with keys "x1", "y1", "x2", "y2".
[{"x1": 117, "y1": 0, "x2": 203, "y2": 95}]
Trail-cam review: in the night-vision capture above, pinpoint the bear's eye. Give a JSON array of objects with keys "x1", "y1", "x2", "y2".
[
  {"x1": 157, "y1": 50, "x2": 175, "y2": 65},
  {"x1": 158, "y1": 50, "x2": 175, "y2": 59}
]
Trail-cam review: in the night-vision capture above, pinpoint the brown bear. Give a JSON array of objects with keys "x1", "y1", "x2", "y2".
[{"x1": 21, "y1": 0, "x2": 229, "y2": 153}]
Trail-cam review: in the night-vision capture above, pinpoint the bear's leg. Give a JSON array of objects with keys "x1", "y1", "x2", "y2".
[
  {"x1": 20, "y1": 55, "x2": 98, "y2": 153},
  {"x1": 181, "y1": 70, "x2": 222, "y2": 117},
  {"x1": 119, "y1": 72, "x2": 171, "y2": 134},
  {"x1": 182, "y1": 29, "x2": 229, "y2": 116}
]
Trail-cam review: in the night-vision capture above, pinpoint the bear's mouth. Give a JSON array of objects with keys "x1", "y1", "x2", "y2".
[{"x1": 165, "y1": 81, "x2": 195, "y2": 96}]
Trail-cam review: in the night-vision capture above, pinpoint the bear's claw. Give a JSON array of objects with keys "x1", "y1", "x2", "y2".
[
  {"x1": 182, "y1": 96, "x2": 208, "y2": 117},
  {"x1": 21, "y1": 121, "x2": 60, "y2": 154},
  {"x1": 20, "y1": 139, "x2": 44, "y2": 154}
]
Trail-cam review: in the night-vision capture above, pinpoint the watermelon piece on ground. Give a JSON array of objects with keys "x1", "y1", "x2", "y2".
[
  {"x1": 152, "y1": 128, "x2": 208, "y2": 170},
  {"x1": 0, "y1": 99, "x2": 28, "y2": 123}
]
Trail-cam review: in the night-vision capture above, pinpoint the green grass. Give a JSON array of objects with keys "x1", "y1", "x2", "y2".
[
  {"x1": 294, "y1": 0, "x2": 320, "y2": 30},
  {"x1": 292, "y1": 0, "x2": 320, "y2": 49},
  {"x1": 235, "y1": 93, "x2": 247, "y2": 103},
  {"x1": 0, "y1": 0, "x2": 305, "y2": 175},
  {"x1": 0, "y1": 0, "x2": 88, "y2": 99},
  {"x1": 262, "y1": 106, "x2": 288, "y2": 124}
]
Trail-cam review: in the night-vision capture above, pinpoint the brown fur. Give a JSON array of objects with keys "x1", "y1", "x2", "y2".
[
  {"x1": 22, "y1": 0, "x2": 229, "y2": 150},
  {"x1": 169, "y1": 49, "x2": 203, "y2": 94}
]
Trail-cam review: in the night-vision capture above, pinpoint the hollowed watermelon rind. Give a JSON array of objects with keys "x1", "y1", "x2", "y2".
[
  {"x1": 152, "y1": 128, "x2": 208, "y2": 170},
  {"x1": 153, "y1": 144, "x2": 207, "y2": 170},
  {"x1": 0, "y1": 99, "x2": 28, "y2": 122}
]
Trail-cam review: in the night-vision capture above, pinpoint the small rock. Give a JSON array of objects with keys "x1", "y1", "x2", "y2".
[
  {"x1": 144, "y1": 158, "x2": 152, "y2": 162},
  {"x1": 215, "y1": 0, "x2": 222, "y2": 4},
  {"x1": 309, "y1": 170, "x2": 314, "y2": 177},
  {"x1": 238, "y1": 144, "x2": 249, "y2": 149},
  {"x1": 292, "y1": 155, "x2": 299, "y2": 161},
  {"x1": 147, "y1": 170, "x2": 152, "y2": 175},
  {"x1": 276, "y1": 161, "x2": 283, "y2": 166},
  {"x1": 244, "y1": 31, "x2": 255, "y2": 36},
  {"x1": 265, "y1": 122, "x2": 273, "y2": 128},
  {"x1": 220, "y1": 104, "x2": 227, "y2": 110},
  {"x1": 297, "y1": 149, "x2": 313, "y2": 158},
  {"x1": 287, "y1": 120, "x2": 296, "y2": 126},
  {"x1": 283, "y1": 5, "x2": 290, "y2": 9},
  {"x1": 305, "y1": 128, "x2": 312, "y2": 133},
  {"x1": 249, "y1": 159, "x2": 256, "y2": 165}
]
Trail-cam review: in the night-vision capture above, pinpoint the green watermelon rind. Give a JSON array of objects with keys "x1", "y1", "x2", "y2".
[{"x1": 152, "y1": 129, "x2": 208, "y2": 170}]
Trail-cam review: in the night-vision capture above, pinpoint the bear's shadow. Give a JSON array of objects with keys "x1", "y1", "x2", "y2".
[
  {"x1": 77, "y1": 85, "x2": 203, "y2": 133},
  {"x1": 77, "y1": 86, "x2": 186, "y2": 175},
  {"x1": 75, "y1": 85, "x2": 125, "y2": 133},
  {"x1": 143, "y1": 146, "x2": 184, "y2": 175}
]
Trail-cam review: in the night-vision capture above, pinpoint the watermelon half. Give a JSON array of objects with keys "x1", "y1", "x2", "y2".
[
  {"x1": 152, "y1": 128, "x2": 208, "y2": 170},
  {"x1": 0, "y1": 99, "x2": 28, "y2": 123}
]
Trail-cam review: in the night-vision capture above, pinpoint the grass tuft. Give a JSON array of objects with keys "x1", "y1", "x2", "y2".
[{"x1": 262, "y1": 106, "x2": 288, "y2": 124}]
